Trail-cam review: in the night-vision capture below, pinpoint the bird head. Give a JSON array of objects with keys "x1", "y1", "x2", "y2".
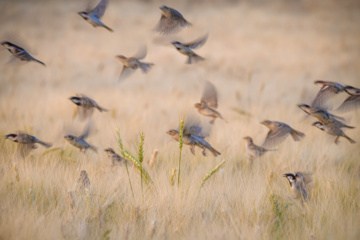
[
  {"x1": 64, "y1": 135, "x2": 76, "y2": 141},
  {"x1": 344, "y1": 86, "x2": 360, "y2": 95},
  {"x1": 171, "y1": 41, "x2": 182, "y2": 48},
  {"x1": 78, "y1": 12, "x2": 89, "y2": 20},
  {"x1": 194, "y1": 103, "x2": 202, "y2": 109},
  {"x1": 297, "y1": 104, "x2": 311, "y2": 113},
  {"x1": 166, "y1": 129, "x2": 179, "y2": 136},
  {"x1": 312, "y1": 121, "x2": 324, "y2": 130},
  {"x1": 160, "y1": 5, "x2": 171, "y2": 15},
  {"x1": 260, "y1": 120, "x2": 272, "y2": 127},
  {"x1": 243, "y1": 136, "x2": 253, "y2": 143},
  {"x1": 104, "y1": 148, "x2": 115, "y2": 154},
  {"x1": 5, "y1": 133, "x2": 17, "y2": 141},
  {"x1": 115, "y1": 55, "x2": 127, "y2": 63},
  {"x1": 1, "y1": 41, "x2": 12, "y2": 49},
  {"x1": 313, "y1": 80, "x2": 328, "y2": 88},
  {"x1": 283, "y1": 173, "x2": 296, "y2": 185},
  {"x1": 69, "y1": 96, "x2": 82, "y2": 106}
]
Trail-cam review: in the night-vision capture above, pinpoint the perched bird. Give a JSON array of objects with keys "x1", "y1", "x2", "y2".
[
  {"x1": 337, "y1": 85, "x2": 360, "y2": 112},
  {"x1": 69, "y1": 94, "x2": 107, "y2": 121},
  {"x1": 76, "y1": 170, "x2": 91, "y2": 192},
  {"x1": 78, "y1": 0, "x2": 113, "y2": 32},
  {"x1": 167, "y1": 114, "x2": 220, "y2": 157},
  {"x1": 64, "y1": 122, "x2": 97, "y2": 153},
  {"x1": 171, "y1": 34, "x2": 208, "y2": 64},
  {"x1": 312, "y1": 121, "x2": 355, "y2": 144},
  {"x1": 1, "y1": 41, "x2": 45, "y2": 66},
  {"x1": 104, "y1": 148, "x2": 124, "y2": 166},
  {"x1": 115, "y1": 46, "x2": 154, "y2": 81},
  {"x1": 297, "y1": 104, "x2": 354, "y2": 129},
  {"x1": 312, "y1": 80, "x2": 345, "y2": 109},
  {"x1": 261, "y1": 120, "x2": 305, "y2": 148},
  {"x1": 155, "y1": 5, "x2": 192, "y2": 35},
  {"x1": 195, "y1": 81, "x2": 225, "y2": 124},
  {"x1": 283, "y1": 172, "x2": 312, "y2": 201},
  {"x1": 5, "y1": 132, "x2": 52, "y2": 157},
  {"x1": 243, "y1": 136, "x2": 276, "y2": 162}
]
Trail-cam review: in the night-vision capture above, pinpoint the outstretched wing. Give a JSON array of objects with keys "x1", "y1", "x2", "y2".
[
  {"x1": 184, "y1": 34, "x2": 208, "y2": 49},
  {"x1": 201, "y1": 81, "x2": 218, "y2": 109},
  {"x1": 91, "y1": 0, "x2": 108, "y2": 19},
  {"x1": 133, "y1": 45, "x2": 147, "y2": 60},
  {"x1": 262, "y1": 128, "x2": 290, "y2": 148}
]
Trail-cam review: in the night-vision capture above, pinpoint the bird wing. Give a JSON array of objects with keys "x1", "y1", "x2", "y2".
[
  {"x1": 262, "y1": 128, "x2": 290, "y2": 148},
  {"x1": 91, "y1": 0, "x2": 108, "y2": 19},
  {"x1": 155, "y1": 14, "x2": 181, "y2": 35},
  {"x1": 295, "y1": 172, "x2": 312, "y2": 185},
  {"x1": 337, "y1": 95, "x2": 360, "y2": 112},
  {"x1": 184, "y1": 34, "x2": 208, "y2": 49},
  {"x1": 132, "y1": 45, "x2": 147, "y2": 60},
  {"x1": 17, "y1": 143, "x2": 35, "y2": 158},
  {"x1": 77, "y1": 106, "x2": 94, "y2": 121},
  {"x1": 79, "y1": 121, "x2": 93, "y2": 139},
  {"x1": 183, "y1": 112, "x2": 210, "y2": 138},
  {"x1": 201, "y1": 81, "x2": 218, "y2": 108},
  {"x1": 119, "y1": 66, "x2": 136, "y2": 81},
  {"x1": 312, "y1": 85, "x2": 342, "y2": 109}
]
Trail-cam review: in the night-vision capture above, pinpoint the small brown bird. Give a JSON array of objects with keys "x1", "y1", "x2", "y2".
[
  {"x1": 104, "y1": 148, "x2": 124, "y2": 166},
  {"x1": 312, "y1": 121, "x2": 355, "y2": 144},
  {"x1": 64, "y1": 122, "x2": 97, "y2": 153},
  {"x1": 337, "y1": 85, "x2": 360, "y2": 112},
  {"x1": 312, "y1": 80, "x2": 345, "y2": 109},
  {"x1": 115, "y1": 46, "x2": 154, "y2": 81},
  {"x1": 76, "y1": 170, "x2": 91, "y2": 192},
  {"x1": 1, "y1": 41, "x2": 45, "y2": 66},
  {"x1": 261, "y1": 120, "x2": 305, "y2": 148},
  {"x1": 171, "y1": 34, "x2": 208, "y2": 64},
  {"x1": 195, "y1": 81, "x2": 225, "y2": 124},
  {"x1": 69, "y1": 94, "x2": 108, "y2": 121},
  {"x1": 5, "y1": 132, "x2": 52, "y2": 157},
  {"x1": 167, "y1": 114, "x2": 220, "y2": 157},
  {"x1": 78, "y1": 0, "x2": 113, "y2": 32},
  {"x1": 243, "y1": 136, "x2": 276, "y2": 162},
  {"x1": 283, "y1": 172, "x2": 312, "y2": 201},
  {"x1": 155, "y1": 5, "x2": 192, "y2": 35}
]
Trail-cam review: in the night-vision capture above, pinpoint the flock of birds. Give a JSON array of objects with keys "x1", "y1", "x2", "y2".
[{"x1": 2, "y1": 0, "x2": 360, "y2": 202}]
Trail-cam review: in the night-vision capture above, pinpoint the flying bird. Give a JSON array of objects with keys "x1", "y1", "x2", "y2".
[
  {"x1": 283, "y1": 172, "x2": 312, "y2": 201},
  {"x1": 195, "y1": 81, "x2": 225, "y2": 124},
  {"x1": 311, "y1": 80, "x2": 345, "y2": 109},
  {"x1": 261, "y1": 120, "x2": 305, "y2": 148},
  {"x1": 5, "y1": 132, "x2": 52, "y2": 157},
  {"x1": 1, "y1": 41, "x2": 45, "y2": 66},
  {"x1": 337, "y1": 85, "x2": 360, "y2": 112},
  {"x1": 243, "y1": 136, "x2": 276, "y2": 162},
  {"x1": 312, "y1": 121, "x2": 355, "y2": 144},
  {"x1": 171, "y1": 34, "x2": 208, "y2": 64},
  {"x1": 78, "y1": 0, "x2": 113, "y2": 32},
  {"x1": 115, "y1": 46, "x2": 154, "y2": 81},
  {"x1": 155, "y1": 5, "x2": 192, "y2": 35},
  {"x1": 69, "y1": 94, "x2": 107, "y2": 121},
  {"x1": 104, "y1": 148, "x2": 125, "y2": 166},
  {"x1": 64, "y1": 122, "x2": 97, "y2": 153}
]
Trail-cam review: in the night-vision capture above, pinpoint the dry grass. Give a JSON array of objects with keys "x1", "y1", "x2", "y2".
[{"x1": 0, "y1": 0, "x2": 360, "y2": 239}]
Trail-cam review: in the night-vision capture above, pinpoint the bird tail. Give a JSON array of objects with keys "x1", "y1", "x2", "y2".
[
  {"x1": 344, "y1": 135, "x2": 356, "y2": 144},
  {"x1": 290, "y1": 130, "x2": 305, "y2": 141},
  {"x1": 96, "y1": 106, "x2": 108, "y2": 112},
  {"x1": 103, "y1": 25, "x2": 114, "y2": 32},
  {"x1": 37, "y1": 140, "x2": 52, "y2": 148},
  {"x1": 139, "y1": 62, "x2": 154, "y2": 73},
  {"x1": 89, "y1": 145, "x2": 98, "y2": 153},
  {"x1": 33, "y1": 58, "x2": 46, "y2": 66},
  {"x1": 343, "y1": 124, "x2": 355, "y2": 129},
  {"x1": 210, "y1": 147, "x2": 221, "y2": 157},
  {"x1": 187, "y1": 54, "x2": 205, "y2": 64}
]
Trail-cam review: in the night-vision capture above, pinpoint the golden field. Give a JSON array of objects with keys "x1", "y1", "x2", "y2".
[{"x1": 0, "y1": 0, "x2": 359, "y2": 239}]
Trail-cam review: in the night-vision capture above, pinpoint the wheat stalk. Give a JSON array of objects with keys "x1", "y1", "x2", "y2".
[
  {"x1": 170, "y1": 168, "x2": 177, "y2": 186},
  {"x1": 200, "y1": 160, "x2": 226, "y2": 189},
  {"x1": 149, "y1": 149, "x2": 158, "y2": 169},
  {"x1": 177, "y1": 117, "x2": 185, "y2": 186}
]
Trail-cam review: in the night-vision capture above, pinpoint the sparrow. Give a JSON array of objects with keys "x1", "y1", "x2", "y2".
[
  {"x1": 261, "y1": 120, "x2": 305, "y2": 148},
  {"x1": 5, "y1": 132, "x2": 52, "y2": 157},
  {"x1": 243, "y1": 136, "x2": 276, "y2": 162},
  {"x1": 115, "y1": 46, "x2": 154, "y2": 81},
  {"x1": 312, "y1": 80, "x2": 345, "y2": 109},
  {"x1": 104, "y1": 148, "x2": 124, "y2": 166},
  {"x1": 78, "y1": 0, "x2": 113, "y2": 32},
  {"x1": 297, "y1": 104, "x2": 354, "y2": 129},
  {"x1": 283, "y1": 172, "x2": 312, "y2": 201},
  {"x1": 69, "y1": 94, "x2": 107, "y2": 121},
  {"x1": 64, "y1": 122, "x2": 97, "y2": 153},
  {"x1": 155, "y1": 5, "x2": 192, "y2": 35},
  {"x1": 312, "y1": 121, "x2": 355, "y2": 144},
  {"x1": 76, "y1": 170, "x2": 91, "y2": 192},
  {"x1": 167, "y1": 114, "x2": 220, "y2": 157},
  {"x1": 171, "y1": 34, "x2": 208, "y2": 64},
  {"x1": 337, "y1": 85, "x2": 360, "y2": 112},
  {"x1": 1, "y1": 41, "x2": 45, "y2": 66},
  {"x1": 195, "y1": 81, "x2": 225, "y2": 124}
]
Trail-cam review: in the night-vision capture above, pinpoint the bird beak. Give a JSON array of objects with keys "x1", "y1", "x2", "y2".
[{"x1": 260, "y1": 121, "x2": 266, "y2": 126}]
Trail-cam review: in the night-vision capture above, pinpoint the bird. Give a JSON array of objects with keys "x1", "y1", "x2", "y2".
[
  {"x1": 104, "y1": 148, "x2": 124, "y2": 166},
  {"x1": 78, "y1": 0, "x2": 113, "y2": 32},
  {"x1": 261, "y1": 120, "x2": 305, "y2": 148},
  {"x1": 312, "y1": 121, "x2": 355, "y2": 144},
  {"x1": 283, "y1": 172, "x2": 312, "y2": 201},
  {"x1": 155, "y1": 5, "x2": 192, "y2": 35},
  {"x1": 69, "y1": 94, "x2": 108, "y2": 121},
  {"x1": 5, "y1": 132, "x2": 52, "y2": 157},
  {"x1": 76, "y1": 170, "x2": 91, "y2": 192},
  {"x1": 171, "y1": 34, "x2": 208, "y2": 64},
  {"x1": 243, "y1": 136, "x2": 276, "y2": 162},
  {"x1": 194, "y1": 81, "x2": 225, "y2": 124},
  {"x1": 1, "y1": 41, "x2": 45, "y2": 66},
  {"x1": 297, "y1": 104, "x2": 354, "y2": 129},
  {"x1": 312, "y1": 80, "x2": 345, "y2": 109},
  {"x1": 64, "y1": 122, "x2": 97, "y2": 153},
  {"x1": 167, "y1": 114, "x2": 220, "y2": 157},
  {"x1": 115, "y1": 46, "x2": 154, "y2": 81},
  {"x1": 337, "y1": 85, "x2": 360, "y2": 112}
]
